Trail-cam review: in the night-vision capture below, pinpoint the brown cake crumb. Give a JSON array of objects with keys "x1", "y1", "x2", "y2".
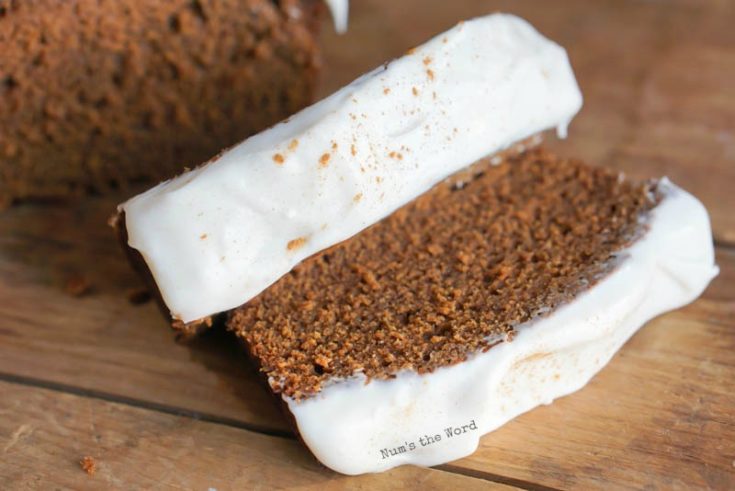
[
  {"x1": 171, "y1": 315, "x2": 214, "y2": 339},
  {"x1": 287, "y1": 237, "x2": 307, "y2": 251},
  {"x1": 80, "y1": 456, "x2": 96, "y2": 476},
  {"x1": 228, "y1": 148, "x2": 660, "y2": 400},
  {"x1": 64, "y1": 275, "x2": 92, "y2": 297}
]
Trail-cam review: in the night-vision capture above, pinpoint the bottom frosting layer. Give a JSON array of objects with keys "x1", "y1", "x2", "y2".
[{"x1": 285, "y1": 179, "x2": 717, "y2": 475}]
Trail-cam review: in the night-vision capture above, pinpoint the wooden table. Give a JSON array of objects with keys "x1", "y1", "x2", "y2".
[{"x1": 1, "y1": 1, "x2": 733, "y2": 489}]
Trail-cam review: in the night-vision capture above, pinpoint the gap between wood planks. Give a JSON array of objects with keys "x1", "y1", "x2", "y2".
[
  {"x1": 714, "y1": 238, "x2": 735, "y2": 251},
  {"x1": 435, "y1": 465, "x2": 563, "y2": 491},
  {"x1": 0, "y1": 371, "x2": 531, "y2": 488},
  {"x1": 0, "y1": 371, "x2": 293, "y2": 440}
]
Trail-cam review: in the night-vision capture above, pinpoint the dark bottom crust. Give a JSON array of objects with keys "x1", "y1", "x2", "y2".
[{"x1": 228, "y1": 148, "x2": 660, "y2": 400}]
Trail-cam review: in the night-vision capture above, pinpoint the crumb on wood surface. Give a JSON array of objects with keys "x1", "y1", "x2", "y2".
[
  {"x1": 80, "y1": 456, "x2": 96, "y2": 476},
  {"x1": 65, "y1": 275, "x2": 92, "y2": 297}
]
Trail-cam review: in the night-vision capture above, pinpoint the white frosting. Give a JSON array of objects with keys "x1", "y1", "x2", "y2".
[
  {"x1": 324, "y1": 0, "x2": 349, "y2": 34},
  {"x1": 286, "y1": 179, "x2": 718, "y2": 475},
  {"x1": 121, "y1": 14, "x2": 583, "y2": 322}
]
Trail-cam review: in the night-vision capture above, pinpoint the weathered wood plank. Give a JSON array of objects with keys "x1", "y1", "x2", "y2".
[
  {"x1": 0, "y1": 192, "x2": 287, "y2": 431},
  {"x1": 0, "y1": 381, "x2": 515, "y2": 490}
]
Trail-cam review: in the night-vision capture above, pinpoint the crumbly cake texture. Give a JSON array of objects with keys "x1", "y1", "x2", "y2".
[
  {"x1": 79, "y1": 456, "x2": 96, "y2": 476},
  {"x1": 0, "y1": 0, "x2": 323, "y2": 207},
  {"x1": 228, "y1": 148, "x2": 661, "y2": 400}
]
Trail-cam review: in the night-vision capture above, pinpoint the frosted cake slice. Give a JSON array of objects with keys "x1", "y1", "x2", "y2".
[{"x1": 228, "y1": 149, "x2": 717, "y2": 475}]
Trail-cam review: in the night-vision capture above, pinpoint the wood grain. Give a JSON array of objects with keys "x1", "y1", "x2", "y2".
[
  {"x1": 0, "y1": 192, "x2": 288, "y2": 432},
  {"x1": 0, "y1": 381, "x2": 515, "y2": 490},
  {"x1": 0, "y1": 0, "x2": 733, "y2": 488}
]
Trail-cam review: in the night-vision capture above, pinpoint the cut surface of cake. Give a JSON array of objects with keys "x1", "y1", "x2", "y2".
[
  {"x1": 227, "y1": 148, "x2": 717, "y2": 474},
  {"x1": 0, "y1": 0, "x2": 330, "y2": 207}
]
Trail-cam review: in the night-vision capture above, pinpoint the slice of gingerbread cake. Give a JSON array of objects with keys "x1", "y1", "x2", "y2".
[
  {"x1": 115, "y1": 13, "x2": 717, "y2": 475},
  {"x1": 227, "y1": 148, "x2": 716, "y2": 474}
]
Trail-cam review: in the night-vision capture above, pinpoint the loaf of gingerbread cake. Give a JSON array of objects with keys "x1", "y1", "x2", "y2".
[{"x1": 0, "y1": 0, "x2": 339, "y2": 207}]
